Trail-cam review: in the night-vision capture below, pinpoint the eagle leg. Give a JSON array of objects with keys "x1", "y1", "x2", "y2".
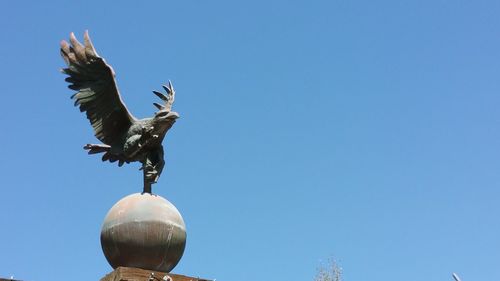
[{"x1": 141, "y1": 146, "x2": 165, "y2": 194}]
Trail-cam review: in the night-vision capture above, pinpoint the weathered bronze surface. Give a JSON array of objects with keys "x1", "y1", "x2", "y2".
[
  {"x1": 60, "y1": 31, "x2": 179, "y2": 193},
  {"x1": 101, "y1": 193, "x2": 187, "y2": 272}
]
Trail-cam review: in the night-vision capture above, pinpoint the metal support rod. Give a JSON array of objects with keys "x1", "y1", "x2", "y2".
[{"x1": 143, "y1": 181, "x2": 152, "y2": 194}]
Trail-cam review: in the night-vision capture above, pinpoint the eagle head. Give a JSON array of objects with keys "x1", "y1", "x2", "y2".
[{"x1": 154, "y1": 109, "x2": 179, "y2": 123}]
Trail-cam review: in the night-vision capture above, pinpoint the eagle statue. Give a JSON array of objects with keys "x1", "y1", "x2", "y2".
[{"x1": 60, "y1": 31, "x2": 179, "y2": 193}]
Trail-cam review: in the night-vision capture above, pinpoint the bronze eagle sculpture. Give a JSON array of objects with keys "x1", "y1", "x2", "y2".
[{"x1": 60, "y1": 31, "x2": 179, "y2": 193}]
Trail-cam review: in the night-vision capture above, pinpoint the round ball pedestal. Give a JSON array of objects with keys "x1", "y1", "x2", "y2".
[{"x1": 100, "y1": 193, "x2": 186, "y2": 272}]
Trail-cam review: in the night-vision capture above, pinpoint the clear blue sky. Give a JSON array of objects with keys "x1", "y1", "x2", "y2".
[{"x1": 1, "y1": 1, "x2": 499, "y2": 281}]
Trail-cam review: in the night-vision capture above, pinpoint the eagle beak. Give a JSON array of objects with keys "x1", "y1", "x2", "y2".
[
  {"x1": 166, "y1": 111, "x2": 179, "y2": 119},
  {"x1": 155, "y1": 110, "x2": 179, "y2": 120}
]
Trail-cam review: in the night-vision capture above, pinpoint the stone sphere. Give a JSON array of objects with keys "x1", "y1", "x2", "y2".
[{"x1": 100, "y1": 193, "x2": 186, "y2": 272}]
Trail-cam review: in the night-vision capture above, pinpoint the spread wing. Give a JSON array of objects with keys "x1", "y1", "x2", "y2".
[{"x1": 60, "y1": 31, "x2": 136, "y2": 145}]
